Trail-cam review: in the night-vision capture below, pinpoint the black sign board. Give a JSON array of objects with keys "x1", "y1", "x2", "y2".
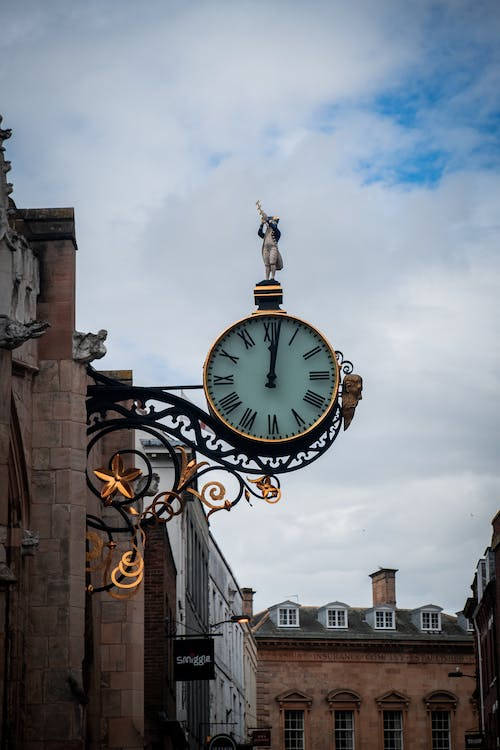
[
  {"x1": 173, "y1": 638, "x2": 215, "y2": 681},
  {"x1": 252, "y1": 728, "x2": 271, "y2": 747},
  {"x1": 465, "y1": 733, "x2": 484, "y2": 749},
  {"x1": 207, "y1": 734, "x2": 237, "y2": 750}
]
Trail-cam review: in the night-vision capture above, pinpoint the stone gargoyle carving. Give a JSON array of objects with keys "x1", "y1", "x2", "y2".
[
  {"x1": 0, "y1": 315, "x2": 49, "y2": 350},
  {"x1": 341, "y1": 373, "x2": 363, "y2": 430},
  {"x1": 72, "y1": 329, "x2": 107, "y2": 364}
]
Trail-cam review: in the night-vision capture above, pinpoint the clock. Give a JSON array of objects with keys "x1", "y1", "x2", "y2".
[{"x1": 203, "y1": 312, "x2": 339, "y2": 445}]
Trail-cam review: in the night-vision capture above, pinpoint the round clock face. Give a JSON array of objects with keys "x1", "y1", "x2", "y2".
[{"x1": 203, "y1": 313, "x2": 339, "y2": 443}]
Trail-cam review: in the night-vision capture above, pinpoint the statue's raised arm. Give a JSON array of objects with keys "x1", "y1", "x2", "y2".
[{"x1": 256, "y1": 200, "x2": 283, "y2": 280}]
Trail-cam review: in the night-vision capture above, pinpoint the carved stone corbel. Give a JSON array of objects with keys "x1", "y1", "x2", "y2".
[
  {"x1": 0, "y1": 315, "x2": 50, "y2": 350},
  {"x1": 72, "y1": 329, "x2": 107, "y2": 364}
]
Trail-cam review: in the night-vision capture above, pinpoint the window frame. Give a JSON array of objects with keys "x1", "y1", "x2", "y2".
[
  {"x1": 430, "y1": 710, "x2": 451, "y2": 750},
  {"x1": 375, "y1": 609, "x2": 395, "y2": 629},
  {"x1": 327, "y1": 690, "x2": 361, "y2": 750},
  {"x1": 423, "y1": 691, "x2": 457, "y2": 750},
  {"x1": 284, "y1": 709, "x2": 305, "y2": 750},
  {"x1": 327, "y1": 608, "x2": 348, "y2": 629},
  {"x1": 334, "y1": 709, "x2": 355, "y2": 750},
  {"x1": 277, "y1": 690, "x2": 312, "y2": 750},
  {"x1": 278, "y1": 607, "x2": 300, "y2": 628},
  {"x1": 421, "y1": 610, "x2": 441, "y2": 632},
  {"x1": 375, "y1": 691, "x2": 410, "y2": 750},
  {"x1": 383, "y1": 709, "x2": 404, "y2": 750}
]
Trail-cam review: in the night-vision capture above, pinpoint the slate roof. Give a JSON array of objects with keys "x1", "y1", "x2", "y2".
[{"x1": 252, "y1": 606, "x2": 472, "y2": 642}]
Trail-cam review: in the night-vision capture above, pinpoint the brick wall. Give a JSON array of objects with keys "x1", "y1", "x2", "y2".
[
  {"x1": 86, "y1": 395, "x2": 145, "y2": 750},
  {"x1": 144, "y1": 523, "x2": 177, "y2": 749}
]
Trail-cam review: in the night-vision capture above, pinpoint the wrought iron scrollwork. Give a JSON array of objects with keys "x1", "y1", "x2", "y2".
[{"x1": 85, "y1": 354, "x2": 355, "y2": 596}]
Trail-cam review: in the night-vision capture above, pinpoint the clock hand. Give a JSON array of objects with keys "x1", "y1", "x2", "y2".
[{"x1": 265, "y1": 320, "x2": 282, "y2": 389}]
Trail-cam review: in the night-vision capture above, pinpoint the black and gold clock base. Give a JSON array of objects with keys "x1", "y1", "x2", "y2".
[{"x1": 253, "y1": 279, "x2": 286, "y2": 313}]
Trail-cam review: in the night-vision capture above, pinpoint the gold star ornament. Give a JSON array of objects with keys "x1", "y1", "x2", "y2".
[{"x1": 94, "y1": 454, "x2": 142, "y2": 503}]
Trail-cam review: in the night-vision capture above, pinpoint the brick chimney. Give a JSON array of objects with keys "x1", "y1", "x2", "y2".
[
  {"x1": 369, "y1": 568, "x2": 398, "y2": 606},
  {"x1": 241, "y1": 588, "x2": 255, "y2": 619}
]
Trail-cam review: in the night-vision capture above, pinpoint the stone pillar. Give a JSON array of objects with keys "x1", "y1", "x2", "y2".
[{"x1": 23, "y1": 210, "x2": 88, "y2": 749}]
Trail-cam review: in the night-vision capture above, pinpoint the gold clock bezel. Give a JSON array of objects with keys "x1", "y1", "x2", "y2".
[{"x1": 203, "y1": 311, "x2": 340, "y2": 444}]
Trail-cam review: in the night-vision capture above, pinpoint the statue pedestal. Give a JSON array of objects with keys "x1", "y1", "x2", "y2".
[{"x1": 253, "y1": 280, "x2": 285, "y2": 312}]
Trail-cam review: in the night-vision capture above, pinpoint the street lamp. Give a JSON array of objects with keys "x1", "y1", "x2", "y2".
[
  {"x1": 448, "y1": 667, "x2": 476, "y2": 679},
  {"x1": 211, "y1": 615, "x2": 250, "y2": 629}
]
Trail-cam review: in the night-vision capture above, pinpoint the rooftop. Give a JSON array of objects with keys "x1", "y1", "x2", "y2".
[{"x1": 252, "y1": 605, "x2": 471, "y2": 642}]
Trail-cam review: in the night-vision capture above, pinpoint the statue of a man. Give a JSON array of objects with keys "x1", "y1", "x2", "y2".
[{"x1": 256, "y1": 201, "x2": 283, "y2": 280}]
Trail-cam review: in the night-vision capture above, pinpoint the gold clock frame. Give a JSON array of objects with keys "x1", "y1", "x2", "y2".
[{"x1": 203, "y1": 311, "x2": 340, "y2": 445}]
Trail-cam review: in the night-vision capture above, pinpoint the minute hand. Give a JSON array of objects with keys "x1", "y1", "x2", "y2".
[{"x1": 265, "y1": 321, "x2": 282, "y2": 389}]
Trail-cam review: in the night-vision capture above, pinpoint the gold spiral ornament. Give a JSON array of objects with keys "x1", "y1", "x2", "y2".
[
  {"x1": 105, "y1": 530, "x2": 145, "y2": 600},
  {"x1": 188, "y1": 481, "x2": 232, "y2": 518}
]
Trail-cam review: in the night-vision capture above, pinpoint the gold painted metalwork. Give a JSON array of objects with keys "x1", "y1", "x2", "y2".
[
  {"x1": 89, "y1": 448, "x2": 282, "y2": 598},
  {"x1": 247, "y1": 475, "x2": 282, "y2": 504},
  {"x1": 102, "y1": 529, "x2": 145, "y2": 601},
  {"x1": 179, "y1": 446, "x2": 208, "y2": 486},
  {"x1": 341, "y1": 373, "x2": 363, "y2": 431},
  {"x1": 94, "y1": 454, "x2": 142, "y2": 502},
  {"x1": 188, "y1": 481, "x2": 232, "y2": 519},
  {"x1": 203, "y1": 311, "x2": 340, "y2": 444}
]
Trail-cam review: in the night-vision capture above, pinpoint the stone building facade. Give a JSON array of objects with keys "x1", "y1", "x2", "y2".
[
  {"x1": 209, "y1": 533, "x2": 251, "y2": 745},
  {"x1": 0, "y1": 117, "x2": 146, "y2": 749},
  {"x1": 464, "y1": 511, "x2": 500, "y2": 749},
  {"x1": 0, "y1": 117, "x2": 88, "y2": 748},
  {"x1": 251, "y1": 569, "x2": 477, "y2": 750}
]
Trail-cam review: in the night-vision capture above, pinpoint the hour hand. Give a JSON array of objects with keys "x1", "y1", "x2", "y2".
[{"x1": 265, "y1": 320, "x2": 281, "y2": 388}]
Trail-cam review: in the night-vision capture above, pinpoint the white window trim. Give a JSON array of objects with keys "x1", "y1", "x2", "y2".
[
  {"x1": 327, "y1": 607, "x2": 348, "y2": 629},
  {"x1": 278, "y1": 607, "x2": 300, "y2": 627},
  {"x1": 421, "y1": 611, "x2": 441, "y2": 632},
  {"x1": 375, "y1": 610, "x2": 395, "y2": 629}
]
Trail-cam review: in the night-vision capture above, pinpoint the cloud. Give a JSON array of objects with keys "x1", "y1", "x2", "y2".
[{"x1": 1, "y1": 0, "x2": 499, "y2": 613}]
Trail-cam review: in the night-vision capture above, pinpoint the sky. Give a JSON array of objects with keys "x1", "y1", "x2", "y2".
[{"x1": 2, "y1": 0, "x2": 499, "y2": 615}]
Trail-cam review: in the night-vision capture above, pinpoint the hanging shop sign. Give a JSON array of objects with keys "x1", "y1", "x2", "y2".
[
  {"x1": 465, "y1": 733, "x2": 484, "y2": 749},
  {"x1": 173, "y1": 638, "x2": 215, "y2": 681},
  {"x1": 251, "y1": 728, "x2": 271, "y2": 746}
]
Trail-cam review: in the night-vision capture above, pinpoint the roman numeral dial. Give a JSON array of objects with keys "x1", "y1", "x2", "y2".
[{"x1": 204, "y1": 313, "x2": 339, "y2": 443}]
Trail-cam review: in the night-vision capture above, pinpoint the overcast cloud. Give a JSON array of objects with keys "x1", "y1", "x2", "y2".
[{"x1": 2, "y1": 0, "x2": 499, "y2": 614}]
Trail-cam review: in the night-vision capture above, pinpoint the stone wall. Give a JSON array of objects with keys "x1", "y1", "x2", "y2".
[
  {"x1": 256, "y1": 641, "x2": 477, "y2": 750},
  {"x1": 85, "y1": 375, "x2": 145, "y2": 750}
]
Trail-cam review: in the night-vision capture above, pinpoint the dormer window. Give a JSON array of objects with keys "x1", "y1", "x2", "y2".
[
  {"x1": 327, "y1": 608, "x2": 347, "y2": 628},
  {"x1": 279, "y1": 607, "x2": 299, "y2": 627},
  {"x1": 421, "y1": 611, "x2": 441, "y2": 632},
  {"x1": 375, "y1": 610, "x2": 395, "y2": 629}
]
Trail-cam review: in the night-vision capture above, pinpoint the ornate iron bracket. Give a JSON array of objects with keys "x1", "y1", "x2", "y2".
[{"x1": 85, "y1": 352, "x2": 355, "y2": 597}]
